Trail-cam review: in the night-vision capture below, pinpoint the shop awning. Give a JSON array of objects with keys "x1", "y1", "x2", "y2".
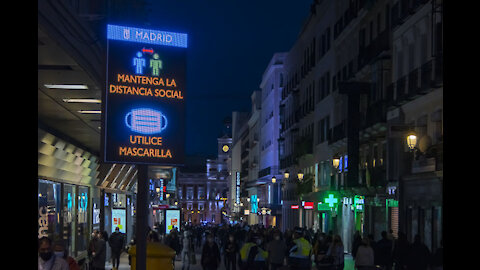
[{"x1": 96, "y1": 163, "x2": 138, "y2": 193}]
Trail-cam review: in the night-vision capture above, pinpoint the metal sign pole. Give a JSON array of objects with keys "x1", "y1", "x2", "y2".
[{"x1": 136, "y1": 164, "x2": 148, "y2": 270}]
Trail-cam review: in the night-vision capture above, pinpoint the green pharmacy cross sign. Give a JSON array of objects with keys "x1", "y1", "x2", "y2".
[{"x1": 325, "y1": 194, "x2": 338, "y2": 207}]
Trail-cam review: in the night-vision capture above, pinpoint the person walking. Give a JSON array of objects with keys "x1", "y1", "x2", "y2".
[
  {"x1": 266, "y1": 231, "x2": 287, "y2": 270},
  {"x1": 430, "y1": 239, "x2": 443, "y2": 270},
  {"x1": 288, "y1": 228, "x2": 312, "y2": 270},
  {"x1": 224, "y1": 233, "x2": 238, "y2": 270},
  {"x1": 201, "y1": 234, "x2": 221, "y2": 270},
  {"x1": 252, "y1": 235, "x2": 268, "y2": 270},
  {"x1": 313, "y1": 232, "x2": 331, "y2": 270},
  {"x1": 87, "y1": 230, "x2": 98, "y2": 270},
  {"x1": 92, "y1": 231, "x2": 107, "y2": 270},
  {"x1": 108, "y1": 227, "x2": 125, "y2": 270},
  {"x1": 351, "y1": 231, "x2": 362, "y2": 260},
  {"x1": 392, "y1": 232, "x2": 409, "y2": 270},
  {"x1": 182, "y1": 230, "x2": 195, "y2": 270},
  {"x1": 38, "y1": 236, "x2": 69, "y2": 270},
  {"x1": 375, "y1": 231, "x2": 393, "y2": 270},
  {"x1": 405, "y1": 235, "x2": 431, "y2": 270},
  {"x1": 239, "y1": 233, "x2": 258, "y2": 270},
  {"x1": 326, "y1": 235, "x2": 344, "y2": 270},
  {"x1": 53, "y1": 241, "x2": 80, "y2": 270},
  {"x1": 354, "y1": 237, "x2": 375, "y2": 270}
]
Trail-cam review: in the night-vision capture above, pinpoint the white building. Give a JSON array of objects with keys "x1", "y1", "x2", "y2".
[{"x1": 258, "y1": 53, "x2": 287, "y2": 228}]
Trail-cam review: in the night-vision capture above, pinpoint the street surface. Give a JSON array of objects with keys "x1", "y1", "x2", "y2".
[{"x1": 106, "y1": 250, "x2": 355, "y2": 270}]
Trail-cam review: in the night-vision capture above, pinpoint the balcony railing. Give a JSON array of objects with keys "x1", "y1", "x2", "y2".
[
  {"x1": 358, "y1": 30, "x2": 390, "y2": 70},
  {"x1": 407, "y1": 68, "x2": 420, "y2": 99}
]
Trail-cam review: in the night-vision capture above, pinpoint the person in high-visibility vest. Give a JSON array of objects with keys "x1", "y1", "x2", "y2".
[
  {"x1": 288, "y1": 229, "x2": 312, "y2": 270},
  {"x1": 239, "y1": 234, "x2": 269, "y2": 270},
  {"x1": 252, "y1": 235, "x2": 268, "y2": 270},
  {"x1": 239, "y1": 234, "x2": 257, "y2": 270}
]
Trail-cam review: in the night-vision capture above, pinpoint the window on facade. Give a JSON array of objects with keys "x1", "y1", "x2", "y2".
[
  {"x1": 369, "y1": 20, "x2": 374, "y2": 42},
  {"x1": 38, "y1": 179, "x2": 62, "y2": 241},
  {"x1": 377, "y1": 12, "x2": 382, "y2": 34},
  {"x1": 63, "y1": 184, "x2": 75, "y2": 257},
  {"x1": 187, "y1": 187, "x2": 193, "y2": 200},
  {"x1": 409, "y1": 43, "x2": 415, "y2": 70},
  {"x1": 326, "y1": 27, "x2": 331, "y2": 51},
  {"x1": 77, "y1": 186, "x2": 89, "y2": 255}
]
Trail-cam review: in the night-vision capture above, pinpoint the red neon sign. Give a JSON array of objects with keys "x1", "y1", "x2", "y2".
[{"x1": 304, "y1": 202, "x2": 314, "y2": 209}]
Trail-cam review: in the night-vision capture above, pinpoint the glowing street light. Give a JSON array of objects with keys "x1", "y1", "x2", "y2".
[{"x1": 406, "y1": 132, "x2": 418, "y2": 150}]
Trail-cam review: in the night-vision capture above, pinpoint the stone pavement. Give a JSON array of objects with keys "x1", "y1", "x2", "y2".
[{"x1": 105, "y1": 250, "x2": 355, "y2": 270}]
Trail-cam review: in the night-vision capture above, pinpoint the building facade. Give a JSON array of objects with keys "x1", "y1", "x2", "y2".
[
  {"x1": 177, "y1": 137, "x2": 231, "y2": 225},
  {"x1": 271, "y1": 0, "x2": 441, "y2": 255}
]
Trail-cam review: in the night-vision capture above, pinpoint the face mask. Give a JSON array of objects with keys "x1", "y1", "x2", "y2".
[
  {"x1": 39, "y1": 251, "x2": 53, "y2": 261},
  {"x1": 208, "y1": 238, "x2": 214, "y2": 243},
  {"x1": 229, "y1": 237, "x2": 234, "y2": 241},
  {"x1": 256, "y1": 240, "x2": 262, "y2": 245},
  {"x1": 54, "y1": 251, "x2": 65, "y2": 258},
  {"x1": 274, "y1": 236, "x2": 280, "y2": 241}
]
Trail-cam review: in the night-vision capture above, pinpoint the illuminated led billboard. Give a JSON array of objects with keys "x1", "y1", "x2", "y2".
[{"x1": 102, "y1": 24, "x2": 187, "y2": 165}]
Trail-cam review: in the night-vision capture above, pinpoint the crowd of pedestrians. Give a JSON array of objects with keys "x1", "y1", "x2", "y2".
[{"x1": 38, "y1": 223, "x2": 443, "y2": 270}]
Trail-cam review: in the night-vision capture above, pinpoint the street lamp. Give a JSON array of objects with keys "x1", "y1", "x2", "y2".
[
  {"x1": 332, "y1": 157, "x2": 340, "y2": 170},
  {"x1": 406, "y1": 132, "x2": 418, "y2": 150},
  {"x1": 284, "y1": 170, "x2": 290, "y2": 179},
  {"x1": 297, "y1": 171, "x2": 304, "y2": 181},
  {"x1": 271, "y1": 176, "x2": 277, "y2": 183}
]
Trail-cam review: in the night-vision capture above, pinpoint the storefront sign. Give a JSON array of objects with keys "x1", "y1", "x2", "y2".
[
  {"x1": 38, "y1": 206, "x2": 48, "y2": 238},
  {"x1": 291, "y1": 205, "x2": 299, "y2": 209},
  {"x1": 325, "y1": 194, "x2": 338, "y2": 207},
  {"x1": 112, "y1": 209, "x2": 126, "y2": 233},
  {"x1": 317, "y1": 202, "x2": 331, "y2": 211},
  {"x1": 165, "y1": 209, "x2": 181, "y2": 234},
  {"x1": 236, "y1": 172, "x2": 240, "y2": 205},
  {"x1": 103, "y1": 24, "x2": 187, "y2": 165},
  {"x1": 354, "y1": 195, "x2": 364, "y2": 211},
  {"x1": 303, "y1": 202, "x2": 314, "y2": 209},
  {"x1": 251, "y1": 195, "x2": 258, "y2": 213}
]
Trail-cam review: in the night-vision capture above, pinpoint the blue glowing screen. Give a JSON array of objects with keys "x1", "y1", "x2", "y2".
[
  {"x1": 107, "y1": 24, "x2": 188, "y2": 48},
  {"x1": 125, "y1": 108, "x2": 168, "y2": 134}
]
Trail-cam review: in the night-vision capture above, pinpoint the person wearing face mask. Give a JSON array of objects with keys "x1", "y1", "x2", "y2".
[
  {"x1": 224, "y1": 233, "x2": 238, "y2": 270},
  {"x1": 181, "y1": 230, "x2": 195, "y2": 270},
  {"x1": 92, "y1": 231, "x2": 107, "y2": 270},
  {"x1": 201, "y1": 234, "x2": 221, "y2": 270},
  {"x1": 87, "y1": 230, "x2": 98, "y2": 269},
  {"x1": 38, "y1": 236, "x2": 69, "y2": 270},
  {"x1": 252, "y1": 235, "x2": 268, "y2": 270},
  {"x1": 53, "y1": 241, "x2": 80, "y2": 270},
  {"x1": 266, "y1": 231, "x2": 287, "y2": 270},
  {"x1": 288, "y1": 229, "x2": 312, "y2": 270}
]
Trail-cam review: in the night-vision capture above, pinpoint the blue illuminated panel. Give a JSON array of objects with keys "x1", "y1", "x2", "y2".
[
  {"x1": 125, "y1": 108, "x2": 168, "y2": 134},
  {"x1": 107, "y1": 24, "x2": 188, "y2": 48}
]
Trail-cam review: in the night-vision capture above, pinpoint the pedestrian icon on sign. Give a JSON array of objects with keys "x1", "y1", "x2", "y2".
[
  {"x1": 150, "y1": 53, "x2": 163, "y2": 76},
  {"x1": 133, "y1": 52, "x2": 146, "y2": 74}
]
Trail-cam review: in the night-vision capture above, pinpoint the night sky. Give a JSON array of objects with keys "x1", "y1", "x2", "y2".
[{"x1": 147, "y1": 0, "x2": 311, "y2": 159}]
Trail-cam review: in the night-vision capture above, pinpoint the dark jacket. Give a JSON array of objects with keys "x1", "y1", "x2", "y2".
[
  {"x1": 406, "y1": 241, "x2": 431, "y2": 270},
  {"x1": 92, "y1": 238, "x2": 107, "y2": 269},
  {"x1": 202, "y1": 242, "x2": 221, "y2": 268},
  {"x1": 109, "y1": 232, "x2": 125, "y2": 252},
  {"x1": 375, "y1": 238, "x2": 393, "y2": 266}
]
